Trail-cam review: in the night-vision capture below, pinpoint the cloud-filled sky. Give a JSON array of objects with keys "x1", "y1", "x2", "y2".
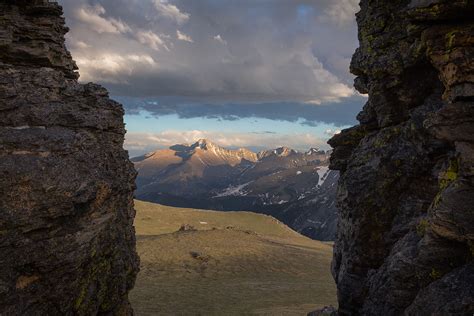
[{"x1": 58, "y1": 0, "x2": 363, "y2": 157}]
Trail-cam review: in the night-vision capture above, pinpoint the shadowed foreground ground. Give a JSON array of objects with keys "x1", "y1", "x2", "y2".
[{"x1": 130, "y1": 200, "x2": 336, "y2": 315}]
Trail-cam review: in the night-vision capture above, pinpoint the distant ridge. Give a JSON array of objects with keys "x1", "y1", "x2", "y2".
[{"x1": 134, "y1": 139, "x2": 339, "y2": 241}]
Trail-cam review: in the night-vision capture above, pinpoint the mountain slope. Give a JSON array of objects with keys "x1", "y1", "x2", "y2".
[
  {"x1": 134, "y1": 139, "x2": 256, "y2": 198},
  {"x1": 130, "y1": 200, "x2": 337, "y2": 315},
  {"x1": 134, "y1": 139, "x2": 339, "y2": 240},
  {"x1": 263, "y1": 169, "x2": 339, "y2": 241}
]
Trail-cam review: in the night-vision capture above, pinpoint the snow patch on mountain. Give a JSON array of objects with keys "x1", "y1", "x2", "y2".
[
  {"x1": 317, "y1": 166, "x2": 330, "y2": 186},
  {"x1": 214, "y1": 181, "x2": 253, "y2": 197}
]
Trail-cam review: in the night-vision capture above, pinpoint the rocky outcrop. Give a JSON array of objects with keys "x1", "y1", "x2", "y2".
[
  {"x1": 329, "y1": 0, "x2": 474, "y2": 315},
  {"x1": 0, "y1": 1, "x2": 139, "y2": 315},
  {"x1": 307, "y1": 306, "x2": 338, "y2": 316}
]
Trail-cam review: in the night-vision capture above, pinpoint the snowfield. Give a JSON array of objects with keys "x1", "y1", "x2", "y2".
[
  {"x1": 213, "y1": 181, "x2": 253, "y2": 197},
  {"x1": 317, "y1": 166, "x2": 330, "y2": 186}
]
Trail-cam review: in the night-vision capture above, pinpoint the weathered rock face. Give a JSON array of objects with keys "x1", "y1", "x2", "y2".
[
  {"x1": 0, "y1": 1, "x2": 139, "y2": 315},
  {"x1": 329, "y1": 0, "x2": 474, "y2": 315}
]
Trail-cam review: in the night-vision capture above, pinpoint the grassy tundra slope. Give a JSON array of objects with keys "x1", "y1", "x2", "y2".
[{"x1": 130, "y1": 200, "x2": 336, "y2": 315}]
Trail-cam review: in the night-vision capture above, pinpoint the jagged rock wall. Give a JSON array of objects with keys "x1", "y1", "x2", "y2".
[
  {"x1": 329, "y1": 0, "x2": 474, "y2": 315},
  {"x1": 0, "y1": 1, "x2": 139, "y2": 315}
]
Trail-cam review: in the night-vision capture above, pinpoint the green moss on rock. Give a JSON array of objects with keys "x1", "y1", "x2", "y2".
[
  {"x1": 416, "y1": 219, "x2": 430, "y2": 237},
  {"x1": 439, "y1": 158, "x2": 459, "y2": 190}
]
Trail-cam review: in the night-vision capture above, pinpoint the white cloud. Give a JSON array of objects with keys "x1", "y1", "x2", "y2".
[
  {"x1": 75, "y1": 41, "x2": 90, "y2": 49},
  {"x1": 213, "y1": 35, "x2": 227, "y2": 45},
  {"x1": 307, "y1": 84, "x2": 355, "y2": 104},
  {"x1": 74, "y1": 4, "x2": 171, "y2": 52},
  {"x1": 321, "y1": 0, "x2": 359, "y2": 27},
  {"x1": 324, "y1": 129, "x2": 341, "y2": 136},
  {"x1": 125, "y1": 130, "x2": 327, "y2": 157},
  {"x1": 136, "y1": 30, "x2": 170, "y2": 51},
  {"x1": 305, "y1": 56, "x2": 355, "y2": 104},
  {"x1": 153, "y1": 0, "x2": 190, "y2": 24},
  {"x1": 177, "y1": 30, "x2": 193, "y2": 43},
  {"x1": 75, "y1": 53, "x2": 157, "y2": 83},
  {"x1": 75, "y1": 4, "x2": 131, "y2": 34},
  {"x1": 65, "y1": 35, "x2": 91, "y2": 49}
]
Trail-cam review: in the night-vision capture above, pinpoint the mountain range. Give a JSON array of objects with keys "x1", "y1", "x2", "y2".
[{"x1": 133, "y1": 139, "x2": 338, "y2": 240}]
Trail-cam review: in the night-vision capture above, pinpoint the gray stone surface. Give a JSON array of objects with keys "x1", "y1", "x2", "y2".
[
  {"x1": 329, "y1": 0, "x2": 474, "y2": 315},
  {"x1": 0, "y1": 1, "x2": 139, "y2": 315}
]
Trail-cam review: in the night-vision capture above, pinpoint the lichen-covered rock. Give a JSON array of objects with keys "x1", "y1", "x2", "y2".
[
  {"x1": 329, "y1": 0, "x2": 474, "y2": 315},
  {"x1": 0, "y1": 1, "x2": 139, "y2": 315},
  {"x1": 307, "y1": 306, "x2": 338, "y2": 316}
]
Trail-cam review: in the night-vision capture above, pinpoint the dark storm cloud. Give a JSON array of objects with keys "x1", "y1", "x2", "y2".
[
  {"x1": 58, "y1": 0, "x2": 360, "y2": 104},
  {"x1": 116, "y1": 94, "x2": 365, "y2": 127}
]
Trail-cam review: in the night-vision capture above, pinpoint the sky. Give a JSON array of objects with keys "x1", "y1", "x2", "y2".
[{"x1": 58, "y1": 0, "x2": 365, "y2": 157}]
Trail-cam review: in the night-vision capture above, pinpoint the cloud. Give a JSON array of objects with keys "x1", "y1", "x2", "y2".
[
  {"x1": 251, "y1": 131, "x2": 277, "y2": 135},
  {"x1": 213, "y1": 35, "x2": 227, "y2": 45},
  {"x1": 75, "y1": 4, "x2": 131, "y2": 34},
  {"x1": 125, "y1": 130, "x2": 328, "y2": 157},
  {"x1": 66, "y1": 36, "x2": 91, "y2": 49},
  {"x1": 324, "y1": 129, "x2": 342, "y2": 136},
  {"x1": 136, "y1": 30, "x2": 170, "y2": 51},
  {"x1": 307, "y1": 84, "x2": 355, "y2": 104},
  {"x1": 177, "y1": 30, "x2": 193, "y2": 43},
  {"x1": 75, "y1": 41, "x2": 90, "y2": 49},
  {"x1": 320, "y1": 0, "x2": 360, "y2": 27},
  {"x1": 60, "y1": 0, "x2": 360, "y2": 105},
  {"x1": 76, "y1": 54, "x2": 158, "y2": 83},
  {"x1": 153, "y1": 0, "x2": 190, "y2": 24},
  {"x1": 117, "y1": 95, "x2": 365, "y2": 127},
  {"x1": 73, "y1": 2, "x2": 173, "y2": 52}
]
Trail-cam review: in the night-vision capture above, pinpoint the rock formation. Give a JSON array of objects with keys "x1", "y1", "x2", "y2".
[
  {"x1": 329, "y1": 0, "x2": 474, "y2": 314},
  {"x1": 0, "y1": 1, "x2": 139, "y2": 314}
]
